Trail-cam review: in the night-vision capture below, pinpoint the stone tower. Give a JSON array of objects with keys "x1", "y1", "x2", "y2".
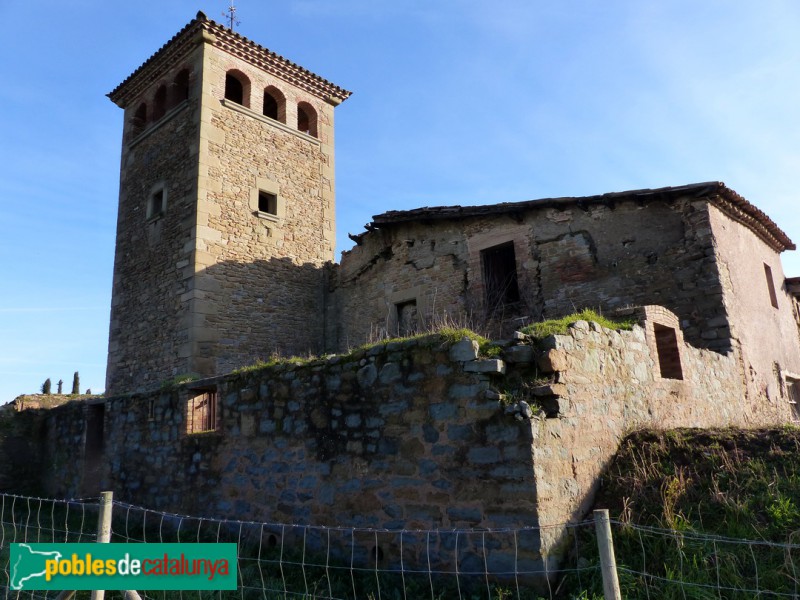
[{"x1": 105, "y1": 12, "x2": 351, "y2": 395}]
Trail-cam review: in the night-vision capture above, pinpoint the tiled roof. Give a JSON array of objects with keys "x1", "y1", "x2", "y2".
[
  {"x1": 365, "y1": 182, "x2": 794, "y2": 253},
  {"x1": 108, "y1": 11, "x2": 352, "y2": 108}
]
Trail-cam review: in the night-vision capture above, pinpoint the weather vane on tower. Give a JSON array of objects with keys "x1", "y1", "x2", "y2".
[{"x1": 222, "y1": 0, "x2": 241, "y2": 30}]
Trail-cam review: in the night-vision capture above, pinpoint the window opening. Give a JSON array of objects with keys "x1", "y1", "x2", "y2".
[
  {"x1": 187, "y1": 389, "x2": 219, "y2": 434},
  {"x1": 258, "y1": 191, "x2": 278, "y2": 215},
  {"x1": 225, "y1": 72, "x2": 248, "y2": 106},
  {"x1": 788, "y1": 378, "x2": 800, "y2": 420},
  {"x1": 148, "y1": 398, "x2": 156, "y2": 421},
  {"x1": 152, "y1": 85, "x2": 167, "y2": 121},
  {"x1": 481, "y1": 242, "x2": 521, "y2": 311},
  {"x1": 395, "y1": 300, "x2": 418, "y2": 336},
  {"x1": 764, "y1": 263, "x2": 779, "y2": 309},
  {"x1": 654, "y1": 323, "x2": 683, "y2": 380},
  {"x1": 172, "y1": 69, "x2": 190, "y2": 105},
  {"x1": 85, "y1": 403, "x2": 105, "y2": 456},
  {"x1": 148, "y1": 188, "x2": 165, "y2": 219},
  {"x1": 297, "y1": 102, "x2": 317, "y2": 137},
  {"x1": 131, "y1": 103, "x2": 147, "y2": 137},
  {"x1": 263, "y1": 91, "x2": 278, "y2": 120}
]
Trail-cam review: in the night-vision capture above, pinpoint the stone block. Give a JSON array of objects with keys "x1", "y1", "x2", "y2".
[
  {"x1": 430, "y1": 402, "x2": 458, "y2": 420},
  {"x1": 449, "y1": 338, "x2": 479, "y2": 362},
  {"x1": 538, "y1": 349, "x2": 568, "y2": 372},
  {"x1": 504, "y1": 345, "x2": 534, "y2": 363},
  {"x1": 464, "y1": 359, "x2": 506, "y2": 374},
  {"x1": 467, "y1": 446, "x2": 501, "y2": 464},
  {"x1": 379, "y1": 362, "x2": 402, "y2": 384},
  {"x1": 356, "y1": 364, "x2": 377, "y2": 388}
]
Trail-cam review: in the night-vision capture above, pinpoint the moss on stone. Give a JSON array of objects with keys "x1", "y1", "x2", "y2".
[{"x1": 520, "y1": 309, "x2": 636, "y2": 339}]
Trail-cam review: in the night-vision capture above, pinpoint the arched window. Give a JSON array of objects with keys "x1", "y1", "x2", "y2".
[
  {"x1": 263, "y1": 86, "x2": 286, "y2": 123},
  {"x1": 131, "y1": 103, "x2": 147, "y2": 137},
  {"x1": 171, "y1": 69, "x2": 190, "y2": 107},
  {"x1": 224, "y1": 70, "x2": 250, "y2": 107},
  {"x1": 297, "y1": 102, "x2": 317, "y2": 138},
  {"x1": 152, "y1": 85, "x2": 167, "y2": 121}
]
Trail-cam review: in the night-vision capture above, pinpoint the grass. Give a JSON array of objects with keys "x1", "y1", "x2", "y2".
[
  {"x1": 558, "y1": 427, "x2": 800, "y2": 599},
  {"x1": 230, "y1": 326, "x2": 505, "y2": 378},
  {"x1": 519, "y1": 309, "x2": 636, "y2": 339}
]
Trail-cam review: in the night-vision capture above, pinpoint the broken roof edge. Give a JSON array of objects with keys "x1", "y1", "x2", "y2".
[
  {"x1": 361, "y1": 181, "x2": 795, "y2": 253},
  {"x1": 108, "y1": 11, "x2": 352, "y2": 108}
]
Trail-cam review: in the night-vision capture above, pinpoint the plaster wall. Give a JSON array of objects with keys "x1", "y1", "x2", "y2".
[{"x1": 708, "y1": 204, "x2": 800, "y2": 405}]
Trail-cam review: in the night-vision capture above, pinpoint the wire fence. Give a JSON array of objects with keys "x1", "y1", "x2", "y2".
[{"x1": 3, "y1": 491, "x2": 800, "y2": 599}]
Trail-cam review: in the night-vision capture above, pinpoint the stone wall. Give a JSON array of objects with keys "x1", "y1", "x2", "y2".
[
  {"x1": 528, "y1": 305, "x2": 792, "y2": 566},
  {"x1": 191, "y1": 38, "x2": 337, "y2": 372},
  {"x1": 106, "y1": 27, "x2": 344, "y2": 394},
  {"x1": 36, "y1": 307, "x2": 795, "y2": 580},
  {"x1": 106, "y1": 46, "x2": 204, "y2": 396},
  {"x1": 329, "y1": 196, "x2": 731, "y2": 354}
]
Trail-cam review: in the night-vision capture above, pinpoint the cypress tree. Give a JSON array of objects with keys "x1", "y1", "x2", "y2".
[
  {"x1": 41, "y1": 378, "x2": 52, "y2": 395},
  {"x1": 71, "y1": 371, "x2": 80, "y2": 395},
  {"x1": 57, "y1": 379, "x2": 63, "y2": 394}
]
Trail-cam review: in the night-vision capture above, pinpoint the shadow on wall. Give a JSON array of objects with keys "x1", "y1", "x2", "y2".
[{"x1": 108, "y1": 256, "x2": 334, "y2": 396}]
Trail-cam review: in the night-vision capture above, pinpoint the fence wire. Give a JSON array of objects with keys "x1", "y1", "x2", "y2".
[{"x1": 5, "y1": 492, "x2": 800, "y2": 599}]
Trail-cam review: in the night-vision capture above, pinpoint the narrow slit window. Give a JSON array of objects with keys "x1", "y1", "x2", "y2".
[
  {"x1": 764, "y1": 263, "x2": 779, "y2": 309},
  {"x1": 148, "y1": 188, "x2": 165, "y2": 219},
  {"x1": 654, "y1": 323, "x2": 683, "y2": 380},
  {"x1": 187, "y1": 389, "x2": 219, "y2": 434},
  {"x1": 481, "y1": 242, "x2": 521, "y2": 312},
  {"x1": 258, "y1": 191, "x2": 278, "y2": 215}
]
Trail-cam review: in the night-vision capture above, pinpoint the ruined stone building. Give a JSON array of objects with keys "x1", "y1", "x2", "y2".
[
  {"x1": 5, "y1": 11, "x2": 800, "y2": 583},
  {"x1": 105, "y1": 13, "x2": 800, "y2": 412}
]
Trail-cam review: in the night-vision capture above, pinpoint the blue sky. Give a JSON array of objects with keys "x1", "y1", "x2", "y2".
[{"x1": 1, "y1": 1, "x2": 799, "y2": 403}]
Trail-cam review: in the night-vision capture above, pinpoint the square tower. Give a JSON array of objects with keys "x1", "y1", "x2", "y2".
[{"x1": 105, "y1": 12, "x2": 351, "y2": 395}]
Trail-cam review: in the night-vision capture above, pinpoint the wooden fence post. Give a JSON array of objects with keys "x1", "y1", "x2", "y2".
[
  {"x1": 90, "y1": 491, "x2": 113, "y2": 600},
  {"x1": 594, "y1": 509, "x2": 622, "y2": 600}
]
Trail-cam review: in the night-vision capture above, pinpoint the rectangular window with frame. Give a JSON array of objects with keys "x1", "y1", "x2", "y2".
[
  {"x1": 187, "y1": 389, "x2": 220, "y2": 434},
  {"x1": 258, "y1": 191, "x2": 278, "y2": 215},
  {"x1": 764, "y1": 263, "x2": 779, "y2": 309},
  {"x1": 147, "y1": 186, "x2": 167, "y2": 220}
]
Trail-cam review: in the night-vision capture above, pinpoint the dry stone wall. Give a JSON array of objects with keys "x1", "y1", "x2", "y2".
[{"x1": 38, "y1": 307, "x2": 795, "y2": 581}]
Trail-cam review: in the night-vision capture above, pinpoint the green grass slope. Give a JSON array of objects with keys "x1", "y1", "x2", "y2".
[{"x1": 561, "y1": 427, "x2": 800, "y2": 599}]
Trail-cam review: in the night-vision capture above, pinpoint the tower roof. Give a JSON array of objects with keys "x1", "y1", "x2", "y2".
[{"x1": 108, "y1": 11, "x2": 352, "y2": 108}]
